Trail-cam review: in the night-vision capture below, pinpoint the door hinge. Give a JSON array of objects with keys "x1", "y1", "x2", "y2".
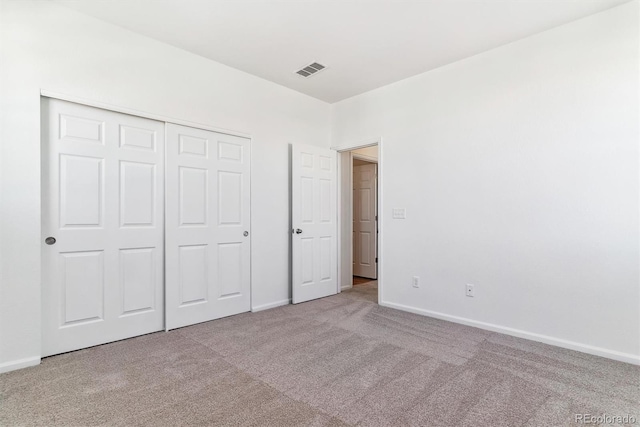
[{"x1": 375, "y1": 257, "x2": 378, "y2": 263}]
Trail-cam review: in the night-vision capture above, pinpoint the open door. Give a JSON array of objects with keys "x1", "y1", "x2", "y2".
[
  {"x1": 291, "y1": 144, "x2": 337, "y2": 304},
  {"x1": 353, "y1": 162, "x2": 377, "y2": 279}
]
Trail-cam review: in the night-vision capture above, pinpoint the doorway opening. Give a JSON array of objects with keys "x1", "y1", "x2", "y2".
[{"x1": 337, "y1": 143, "x2": 379, "y2": 304}]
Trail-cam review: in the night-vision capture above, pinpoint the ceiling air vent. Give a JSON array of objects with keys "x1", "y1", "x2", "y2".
[{"x1": 295, "y1": 62, "x2": 326, "y2": 78}]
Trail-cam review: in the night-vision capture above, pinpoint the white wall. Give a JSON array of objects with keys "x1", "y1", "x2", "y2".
[
  {"x1": 2, "y1": 0, "x2": 637, "y2": 371},
  {"x1": 0, "y1": 1, "x2": 330, "y2": 371},
  {"x1": 332, "y1": 2, "x2": 640, "y2": 363}
]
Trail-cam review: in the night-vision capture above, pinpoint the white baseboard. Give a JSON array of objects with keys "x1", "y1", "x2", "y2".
[
  {"x1": 251, "y1": 299, "x2": 291, "y2": 312},
  {"x1": 379, "y1": 300, "x2": 640, "y2": 366},
  {"x1": 0, "y1": 356, "x2": 40, "y2": 374}
]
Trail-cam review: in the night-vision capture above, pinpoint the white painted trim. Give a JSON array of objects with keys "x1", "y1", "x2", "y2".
[
  {"x1": 377, "y1": 140, "x2": 383, "y2": 303},
  {"x1": 163, "y1": 123, "x2": 169, "y2": 332},
  {"x1": 332, "y1": 137, "x2": 379, "y2": 152},
  {"x1": 379, "y1": 301, "x2": 640, "y2": 366},
  {"x1": 40, "y1": 90, "x2": 252, "y2": 139},
  {"x1": 0, "y1": 357, "x2": 41, "y2": 374},
  {"x1": 248, "y1": 132, "x2": 253, "y2": 318},
  {"x1": 251, "y1": 299, "x2": 291, "y2": 312},
  {"x1": 346, "y1": 152, "x2": 354, "y2": 289},
  {"x1": 335, "y1": 138, "x2": 383, "y2": 302},
  {"x1": 336, "y1": 151, "x2": 344, "y2": 292}
]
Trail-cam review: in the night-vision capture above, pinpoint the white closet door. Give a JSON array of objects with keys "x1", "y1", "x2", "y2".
[
  {"x1": 353, "y1": 163, "x2": 377, "y2": 279},
  {"x1": 42, "y1": 98, "x2": 164, "y2": 357},
  {"x1": 291, "y1": 144, "x2": 337, "y2": 304},
  {"x1": 165, "y1": 123, "x2": 251, "y2": 330}
]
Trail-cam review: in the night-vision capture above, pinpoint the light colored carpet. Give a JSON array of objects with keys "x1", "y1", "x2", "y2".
[
  {"x1": 1, "y1": 282, "x2": 639, "y2": 426},
  {"x1": 349, "y1": 279, "x2": 377, "y2": 303}
]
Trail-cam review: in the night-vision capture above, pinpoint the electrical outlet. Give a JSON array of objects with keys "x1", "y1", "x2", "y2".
[
  {"x1": 412, "y1": 276, "x2": 420, "y2": 288},
  {"x1": 466, "y1": 284, "x2": 475, "y2": 297}
]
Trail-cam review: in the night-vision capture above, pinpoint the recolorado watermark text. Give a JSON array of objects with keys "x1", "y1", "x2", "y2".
[{"x1": 575, "y1": 414, "x2": 637, "y2": 424}]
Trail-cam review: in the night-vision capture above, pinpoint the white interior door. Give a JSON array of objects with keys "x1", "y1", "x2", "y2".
[
  {"x1": 42, "y1": 98, "x2": 164, "y2": 357},
  {"x1": 165, "y1": 123, "x2": 251, "y2": 330},
  {"x1": 291, "y1": 144, "x2": 337, "y2": 304},
  {"x1": 353, "y1": 163, "x2": 377, "y2": 279}
]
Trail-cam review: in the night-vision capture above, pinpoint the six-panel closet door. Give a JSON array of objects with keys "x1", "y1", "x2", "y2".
[
  {"x1": 165, "y1": 123, "x2": 251, "y2": 330},
  {"x1": 42, "y1": 98, "x2": 165, "y2": 356}
]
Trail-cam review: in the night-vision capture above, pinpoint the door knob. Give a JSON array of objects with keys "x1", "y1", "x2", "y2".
[
  {"x1": 294, "y1": 229, "x2": 303, "y2": 234},
  {"x1": 243, "y1": 231, "x2": 249, "y2": 237},
  {"x1": 45, "y1": 237, "x2": 56, "y2": 245}
]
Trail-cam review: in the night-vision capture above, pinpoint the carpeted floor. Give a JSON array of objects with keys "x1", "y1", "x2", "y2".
[
  {"x1": 350, "y1": 279, "x2": 378, "y2": 303},
  {"x1": 353, "y1": 276, "x2": 376, "y2": 287},
  {"x1": 1, "y1": 282, "x2": 639, "y2": 426}
]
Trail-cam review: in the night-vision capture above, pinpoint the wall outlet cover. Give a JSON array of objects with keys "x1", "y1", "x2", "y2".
[{"x1": 466, "y1": 284, "x2": 475, "y2": 297}]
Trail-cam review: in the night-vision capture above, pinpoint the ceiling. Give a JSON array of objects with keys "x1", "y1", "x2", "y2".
[{"x1": 53, "y1": 0, "x2": 629, "y2": 103}]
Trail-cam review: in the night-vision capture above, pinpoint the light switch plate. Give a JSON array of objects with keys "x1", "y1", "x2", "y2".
[{"x1": 392, "y1": 208, "x2": 406, "y2": 219}]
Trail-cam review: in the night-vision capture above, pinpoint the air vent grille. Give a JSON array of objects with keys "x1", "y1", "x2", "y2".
[{"x1": 295, "y1": 62, "x2": 326, "y2": 78}]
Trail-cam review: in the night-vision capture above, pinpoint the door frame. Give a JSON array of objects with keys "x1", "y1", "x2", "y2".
[
  {"x1": 334, "y1": 137, "x2": 383, "y2": 303},
  {"x1": 41, "y1": 90, "x2": 252, "y2": 138},
  {"x1": 40, "y1": 90, "x2": 254, "y2": 342}
]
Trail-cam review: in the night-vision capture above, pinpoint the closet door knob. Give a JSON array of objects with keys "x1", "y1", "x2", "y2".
[
  {"x1": 243, "y1": 231, "x2": 249, "y2": 237},
  {"x1": 45, "y1": 237, "x2": 56, "y2": 245}
]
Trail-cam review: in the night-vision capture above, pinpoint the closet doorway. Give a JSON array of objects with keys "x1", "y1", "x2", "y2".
[{"x1": 41, "y1": 97, "x2": 251, "y2": 356}]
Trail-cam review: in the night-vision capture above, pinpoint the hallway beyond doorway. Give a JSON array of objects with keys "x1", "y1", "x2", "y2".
[{"x1": 346, "y1": 277, "x2": 378, "y2": 303}]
